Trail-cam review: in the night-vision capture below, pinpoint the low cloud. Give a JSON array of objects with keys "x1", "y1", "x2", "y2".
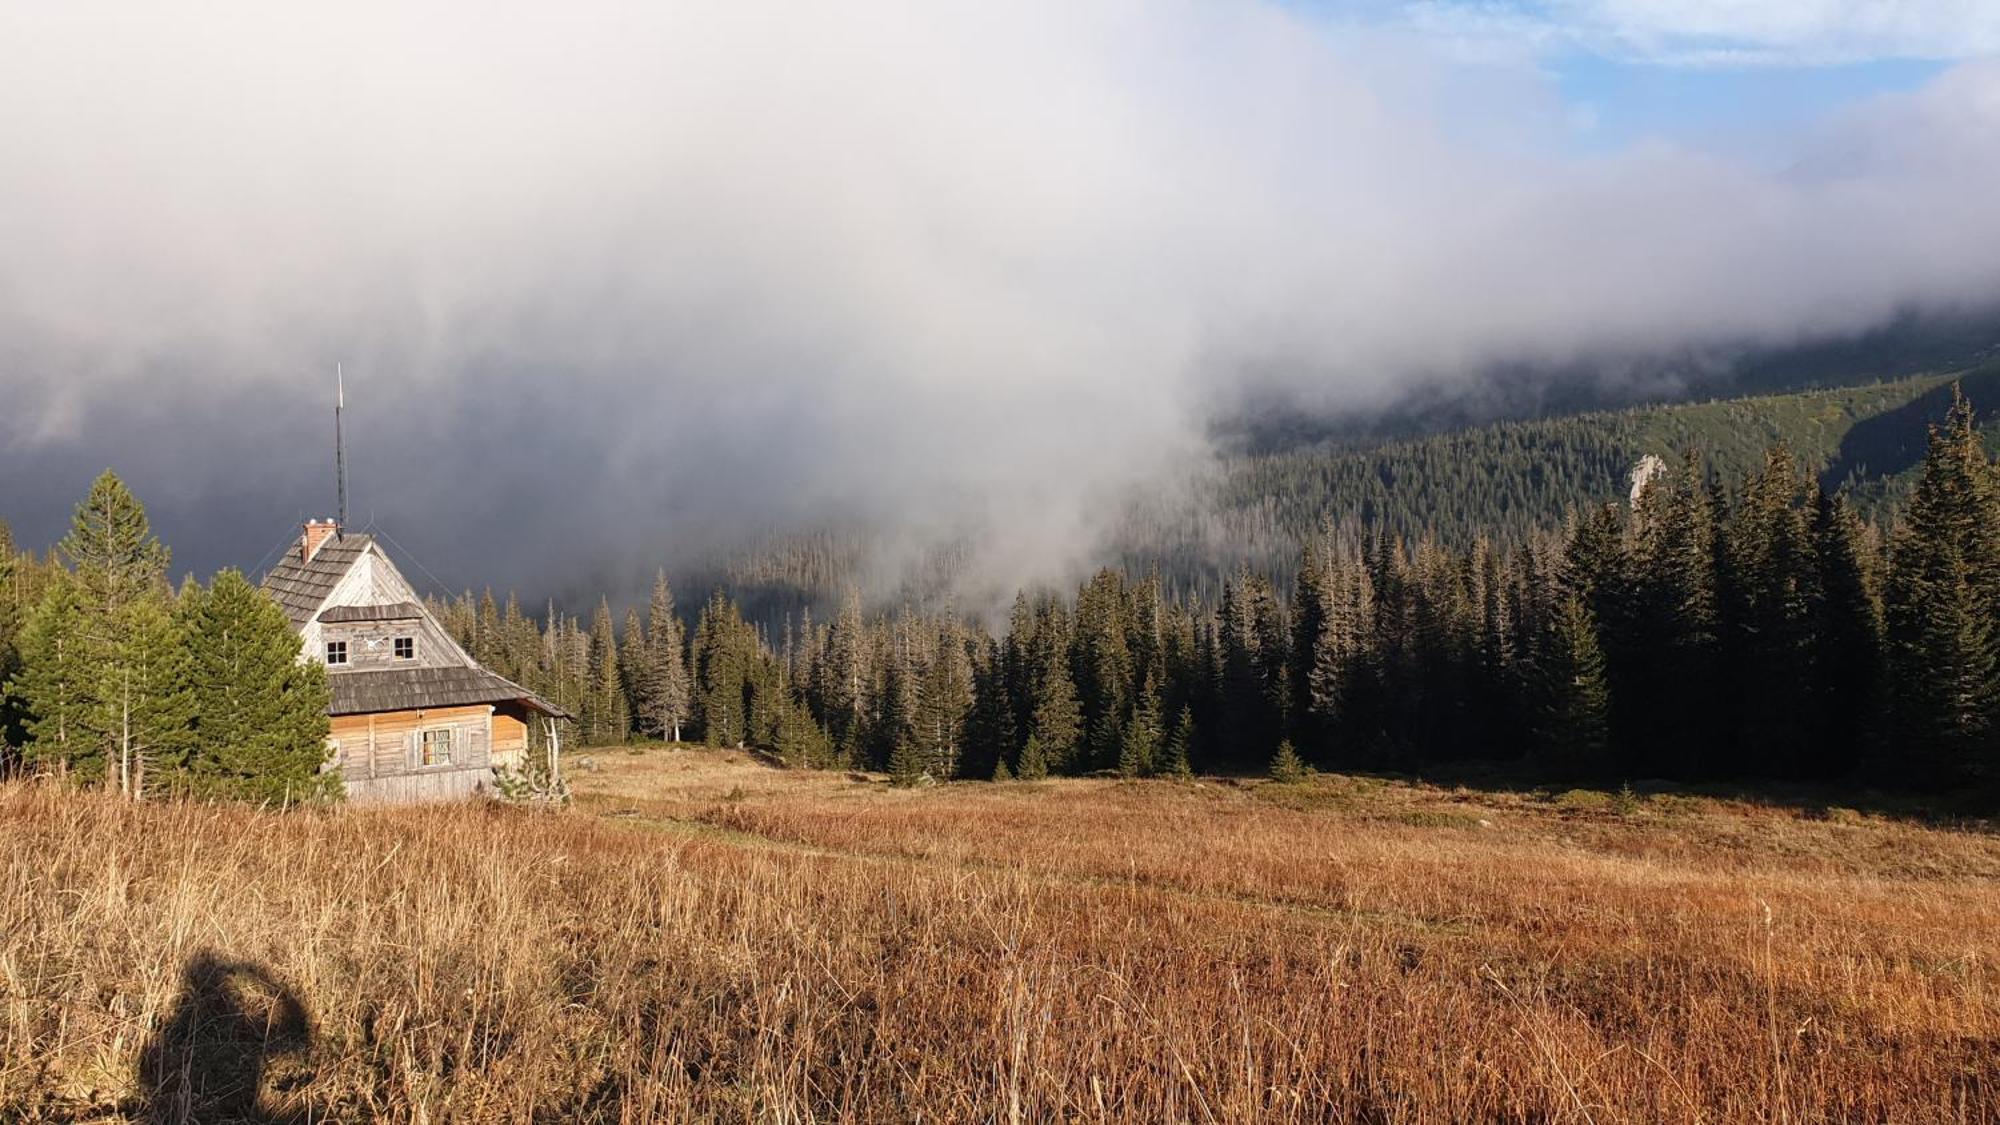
[{"x1": 2, "y1": 2, "x2": 2000, "y2": 606}]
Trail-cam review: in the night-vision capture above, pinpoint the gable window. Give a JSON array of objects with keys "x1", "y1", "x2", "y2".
[
  {"x1": 325, "y1": 641, "x2": 348, "y2": 666},
  {"x1": 420, "y1": 728, "x2": 454, "y2": 767},
  {"x1": 394, "y1": 636, "x2": 415, "y2": 660}
]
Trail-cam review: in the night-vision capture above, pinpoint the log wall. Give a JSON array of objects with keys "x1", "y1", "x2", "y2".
[{"x1": 328, "y1": 704, "x2": 496, "y2": 804}]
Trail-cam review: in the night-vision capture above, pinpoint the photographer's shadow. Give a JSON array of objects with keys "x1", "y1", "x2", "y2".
[{"x1": 135, "y1": 950, "x2": 314, "y2": 1124}]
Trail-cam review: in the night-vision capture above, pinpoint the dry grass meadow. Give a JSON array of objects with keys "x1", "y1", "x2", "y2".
[{"x1": 2, "y1": 746, "x2": 1997, "y2": 1122}]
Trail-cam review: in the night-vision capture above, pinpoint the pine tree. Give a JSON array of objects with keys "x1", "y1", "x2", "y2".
[{"x1": 181, "y1": 571, "x2": 335, "y2": 804}]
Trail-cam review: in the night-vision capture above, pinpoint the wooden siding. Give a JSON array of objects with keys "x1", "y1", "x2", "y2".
[
  {"x1": 321, "y1": 615, "x2": 461, "y2": 672},
  {"x1": 327, "y1": 704, "x2": 495, "y2": 802},
  {"x1": 345, "y1": 769, "x2": 493, "y2": 805},
  {"x1": 301, "y1": 545, "x2": 477, "y2": 673},
  {"x1": 492, "y1": 710, "x2": 529, "y2": 771}
]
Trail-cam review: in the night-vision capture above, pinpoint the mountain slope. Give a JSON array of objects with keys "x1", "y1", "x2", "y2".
[{"x1": 1112, "y1": 364, "x2": 2000, "y2": 590}]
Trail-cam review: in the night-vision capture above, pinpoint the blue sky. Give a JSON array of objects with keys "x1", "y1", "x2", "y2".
[
  {"x1": 1551, "y1": 55, "x2": 1944, "y2": 150},
  {"x1": 1293, "y1": 0, "x2": 1987, "y2": 149}
]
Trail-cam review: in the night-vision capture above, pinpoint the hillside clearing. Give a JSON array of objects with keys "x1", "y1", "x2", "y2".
[{"x1": 3, "y1": 747, "x2": 1997, "y2": 1122}]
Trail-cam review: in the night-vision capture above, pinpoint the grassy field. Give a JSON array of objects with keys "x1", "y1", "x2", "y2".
[{"x1": 3, "y1": 748, "x2": 1997, "y2": 1122}]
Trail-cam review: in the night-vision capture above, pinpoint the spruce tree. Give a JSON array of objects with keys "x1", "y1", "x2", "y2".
[
  {"x1": 1119, "y1": 683, "x2": 1162, "y2": 778},
  {"x1": 11, "y1": 578, "x2": 94, "y2": 777},
  {"x1": 644, "y1": 571, "x2": 692, "y2": 742},
  {"x1": 1807, "y1": 488, "x2": 1882, "y2": 779},
  {"x1": 1219, "y1": 572, "x2": 1277, "y2": 769},
  {"x1": 1534, "y1": 595, "x2": 1611, "y2": 778},
  {"x1": 1028, "y1": 659, "x2": 1082, "y2": 773},
  {"x1": 105, "y1": 594, "x2": 196, "y2": 796},
  {"x1": 1723, "y1": 446, "x2": 1817, "y2": 778},
  {"x1": 619, "y1": 607, "x2": 649, "y2": 734},
  {"x1": 1268, "y1": 738, "x2": 1305, "y2": 783},
  {"x1": 583, "y1": 599, "x2": 629, "y2": 745},
  {"x1": 0, "y1": 520, "x2": 23, "y2": 755},
  {"x1": 887, "y1": 730, "x2": 925, "y2": 786},
  {"x1": 181, "y1": 571, "x2": 335, "y2": 804},
  {"x1": 1016, "y1": 734, "x2": 1049, "y2": 781},
  {"x1": 1625, "y1": 453, "x2": 1721, "y2": 778},
  {"x1": 1160, "y1": 705, "x2": 1196, "y2": 779},
  {"x1": 693, "y1": 591, "x2": 751, "y2": 748},
  {"x1": 42, "y1": 471, "x2": 177, "y2": 787},
  {"x1": 965, "y1": 642, "x2": 1018, "y2": 781},
  {"x1": 61, "y1": 469, "x2": 169, "y2": 621},
  {"x1": 773, "y1": 696, "x2": 834, "y2": 768},
  {"x1": 824, "y1": 589, "x2": 870, "y2": 755},
  {"x1": 1883, "y1": 387, "x2": 2000, "y2": 786},
  {"x1": 914, "y1": 626, "x2": 973, "y2": 779},
  {"x1": 1073, "y1": 569, "x2": 1135, "y2": 771}
]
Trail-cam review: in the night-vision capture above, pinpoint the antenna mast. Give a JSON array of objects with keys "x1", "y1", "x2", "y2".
[{"x1": 335, "y1": 364, "x2": 348, "y2": 533}]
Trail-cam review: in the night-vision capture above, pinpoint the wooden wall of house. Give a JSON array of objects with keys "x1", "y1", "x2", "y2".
[
  {"x1": 492, "y1": 706, "x2": 530, "y2": 771},
  {"x1": 328, "y1": 704, "x2": 494, "y2": 801},
  {"x1": 344, "y1": 768, "x2": 494, "y2": 805},
  {"x1": 320, "y1": 616, "x2": 462, "y2": 672}
]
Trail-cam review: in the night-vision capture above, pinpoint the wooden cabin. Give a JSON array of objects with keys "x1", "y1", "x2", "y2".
[{"x1": 261, "y1": 520, "x2": 565, "y2": 804}]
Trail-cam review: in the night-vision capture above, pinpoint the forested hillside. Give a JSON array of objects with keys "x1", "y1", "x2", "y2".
[
  {"x1": 405, "y1": 388, "x2": 2000, "y2": 807},
  {"x1": 688, "y1": 365, "x2": 2000, "y2": 616}
]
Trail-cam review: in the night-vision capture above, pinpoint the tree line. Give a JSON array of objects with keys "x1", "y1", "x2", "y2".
[
  {"x1": 0, "y1": 473, "x2": 333, "y2": 802},
  {"x1": 8, "y1": 388, "x2": 2000, "y2": 806},
  {"x1": 427, "y1": 388, "x2": 2000, "y2": 803}
]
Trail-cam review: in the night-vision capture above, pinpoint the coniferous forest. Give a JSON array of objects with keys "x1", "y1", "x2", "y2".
[
  {"x1": 428, "y1": 387, "x2": 1998, "y2": 805},
  {"x1": 4, "y1": 386, "x2": 2000, "y2": 808}
]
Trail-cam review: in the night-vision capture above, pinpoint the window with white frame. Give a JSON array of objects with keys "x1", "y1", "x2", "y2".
[
  {"x1": 325, "y1": 641, "x2": 348, "y2": 666},
  {"x1": 394, "y1": 636, "x2": 415, "y2": 660},
  {"x1": 420, "y1": 727, "x2": 454, "y2": 767}
]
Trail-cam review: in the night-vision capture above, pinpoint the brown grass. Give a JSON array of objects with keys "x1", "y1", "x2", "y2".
[{"x1": 3, "y1": 747, "x2": 1998, "y2": 1122}]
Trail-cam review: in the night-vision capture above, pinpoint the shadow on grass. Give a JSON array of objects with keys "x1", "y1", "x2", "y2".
[
  {"x1": 1304, "y1": 759, "x2": 2000, "y2": 830},
  {"x1": 134, "y1": 950, "x2": 315, "y2": 1124}
]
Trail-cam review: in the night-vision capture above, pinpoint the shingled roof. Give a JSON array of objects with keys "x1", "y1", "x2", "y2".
[
  {"x1": 260, "y1": 529, "x2": 568, "y2": 719},
  {"x1": 262, "y1": 534, "x2": 375, "y2": 628},
  {"x1": 328, "y1": 666, "x2": 565, "y2": 718},
  {"x1": 318, "y1": 601, "x2": 424, "y2": 623}
]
